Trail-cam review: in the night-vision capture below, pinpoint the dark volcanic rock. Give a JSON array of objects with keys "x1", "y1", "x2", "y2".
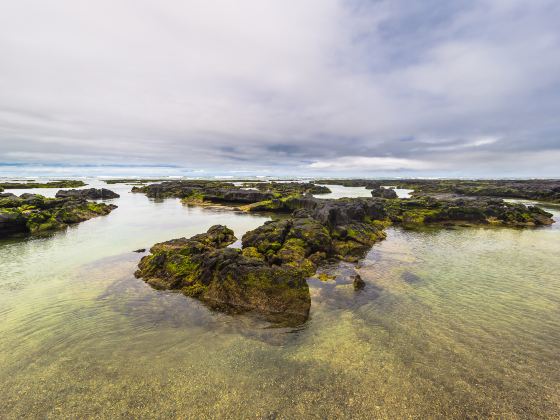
[
  {"x1": 136, "y1": 225, "x2": 311, "y2": 325},
  {"x1": 352, "y1": 274, "x2": 365, "y2": 290},
  {"x1": 316, "y1": 179, "x2": 560, "y2": 203},
  {"x1": 56, "y1": 188, "x2": 120, "y2": 200},
  {"x1": 0, "y1": 194, "x2": 117, "y2": 238},
  {"x1": 242, "y1": 181, "x2": 331, "y2": 196},
  {"x1": 0, "y1": 180, "x2": 87, "y2": 189},
  {"x1": 201, "y1": 188, "x2": 274, "y2": 204},
  {"x1": 132, "y1": 180, "x2": 273, "y2": 204},
  {"x1": 371, "y1": 186, "x2": 398, "y2": 199}
]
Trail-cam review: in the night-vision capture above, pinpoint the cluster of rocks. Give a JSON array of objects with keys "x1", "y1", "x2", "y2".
[
  {"x1": 0, "y1": 192, "x2": 118, "y2": 238},
  {"x1": 56, "y1": 188, "x2": 120, "y2": 200},
  {"x1": 132, "y1": 180, "x2": 273, "y2": 204},
  {"x1": 132, "y1": 180, "x2": 331, "y2": 205},
  {"x1": 370, "y1": 186, "x2": 398, "y2": 199},
  {"x1": 317, "y1": 179, "x2": 560, "y2": 203},
  {"x1": 383, "y1": 195, "x2": 554, "y2": 227},
  {"x1": 135, "y1": 197, "x2": 392, "y2": 324},
  {"x1": 242, "y1": 181, "x2": 331, "y2": 196}
]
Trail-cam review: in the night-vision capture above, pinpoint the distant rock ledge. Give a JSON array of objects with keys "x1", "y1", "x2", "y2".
[{"x1": 56, "y1": 188, "x2": 120, "y2": 200}]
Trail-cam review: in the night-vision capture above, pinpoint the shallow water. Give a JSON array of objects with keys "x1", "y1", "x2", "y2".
[{"x1": 1, "y1": 180, "x2": 559, "y2": 418}]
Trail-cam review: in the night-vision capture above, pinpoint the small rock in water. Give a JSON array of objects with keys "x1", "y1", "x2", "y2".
[
  {"x1": 352, "y1": 274, "x2": 365, "y2": 290},
  {"x1": 133, "y1": 248, "x2": 146, "y2": 253}
]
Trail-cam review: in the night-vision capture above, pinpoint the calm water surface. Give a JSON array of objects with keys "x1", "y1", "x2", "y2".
[{"x1": 1, "y1": 180, "x2": 559, "y2": 418}]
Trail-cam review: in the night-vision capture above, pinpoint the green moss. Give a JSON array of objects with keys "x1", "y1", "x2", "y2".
[
  {"x1": 164, "y1": 254, "x2": 201, "y2": 281},
  {"x1": 182, "y1": 283, "x2": 208, "y2": 297},
  {"x1": 242, "y1": 247, "x2": 265, "y2": 260},
  {"x1": 181, "y1": 191, "x2": 206, "y2": 205},
  {"x1": 316, "y1": 273, "x2": 335, "y2": 282}
]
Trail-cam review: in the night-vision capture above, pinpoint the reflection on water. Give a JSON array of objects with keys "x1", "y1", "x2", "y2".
[{"x1": 1, "y1": 180, "x2": 559, "y2": 418}]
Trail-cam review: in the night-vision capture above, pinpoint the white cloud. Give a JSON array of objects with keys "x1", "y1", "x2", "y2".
[
  {"x1": 308, "y1": 156, "x2": 433, "y2": 171},
  {"x1": 0, "y1": 0, "x2": 559, "y2": 175}
]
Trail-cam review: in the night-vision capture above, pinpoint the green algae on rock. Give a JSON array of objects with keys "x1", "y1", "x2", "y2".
[
  {"x1": 136, "y1": 201, "x2": 389, "y2": 323},
  {"x1": 132, "y1": 180, "x2": 330, "y2": 205},
  {"x1": 135, "y1": 225, "x2": 312, "y2": 326},
  {"x1": 241, "y1": 181, "x2": 331, "y2": 196},
  {"x1": 0, "y1": 193, "x2": 117, "y2": 238}
]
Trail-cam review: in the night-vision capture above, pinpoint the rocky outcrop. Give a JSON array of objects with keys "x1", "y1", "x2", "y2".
[
  {"x1": 317, "y1": 179, "x2": 560, "y2": 203},
  {"x1": 371, "y1": 186, "x2": 398, "y2": 199},
  {"x1": 136, "y1": 196, "x2": 390, "y2": 324},
  {"x1": 132, "y1": 180, "x2": 236, "y2": 199},
  {"x1": 0, "y1": 193, "x2": 117, "y2": 238},
  {"x1": 132, "y1": 180, "x2": 274, "y2": 204},
  {"x1": 132, "y1": 180, "x2": 330, "y2": 204},
  {"x1": 135, "y1": 225, "x2": 311, "y2": 326},
  {"x1": 56, "y1": 188, "x2": 120, "y2": 199},
  {"x1": 242, "y1": 181, "x2": 331, "y2": 196},
  {"x1": 384, "y1": 196, "x2": 554, "y2": 226}
]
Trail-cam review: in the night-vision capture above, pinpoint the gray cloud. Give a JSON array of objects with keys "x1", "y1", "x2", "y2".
[{"x1": 1, "y1": 0, "x2": 559, "y2": 176}]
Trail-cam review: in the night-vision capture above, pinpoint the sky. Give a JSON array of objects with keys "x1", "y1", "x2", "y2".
[{"x1": 1, "y1": 0, "x2": 560, "y2": 178}]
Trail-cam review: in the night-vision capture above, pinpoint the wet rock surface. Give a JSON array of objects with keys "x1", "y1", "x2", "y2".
[
  {"x1": 371, "y1": 186, "x2": 398, "y2": 199},
  {"x1": 132, "y1": 180, "x2": 330, "y2": 205},
  {"x1": 56, "y1": 188, "x2": 120, "y2": 200},
  {"x1": 384, "y1": 196, "x2": 554, "y2": 227},
  {"x1": 242, "y1": 181, "x2": 331, "y2": 196},
  {"x1": 0, "y1": 193, "x2": 117, "y2": 238}
]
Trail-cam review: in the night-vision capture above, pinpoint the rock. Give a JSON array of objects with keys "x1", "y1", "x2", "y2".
[
  {"x1": 384, "y1": 196, "x2": 554, "y2": 227},
  {"x1": 352, "y1": 274, "x2": 365, "y2": 290},
  {"x1": 0, "y1": 193, "x2": 117, "y2": 239},
  {"x1": 135, "y1": 225, "x2": 311, "y2": 325},
  {"x1": 371, "y1": 186, "x2": 398, "y2": 199},
  {"x1": 55, "y1": 188, "x2": 120, "y2": 199},
  {"x1": 242, "y1": 181, "x2": 331, "y2": 196},
  {"x1": 133, "y1": 248, "x2": 146, "y2": 253}
]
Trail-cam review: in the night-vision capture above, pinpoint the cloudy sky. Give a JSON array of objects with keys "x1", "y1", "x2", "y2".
[{"x1": 1, "y1": 0, "x2": 559, "y2": 177}]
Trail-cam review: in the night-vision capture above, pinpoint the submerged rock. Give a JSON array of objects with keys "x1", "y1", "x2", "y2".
[
  {"x1": 384, "y1": 196, "x2": 554, "y2": 227},
  {"x1": 352, "y1": 274, "x2": 365, "y2": 290},
  {"x1": 56, "y1": 188, "x2": 120, "y2": 200}
]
